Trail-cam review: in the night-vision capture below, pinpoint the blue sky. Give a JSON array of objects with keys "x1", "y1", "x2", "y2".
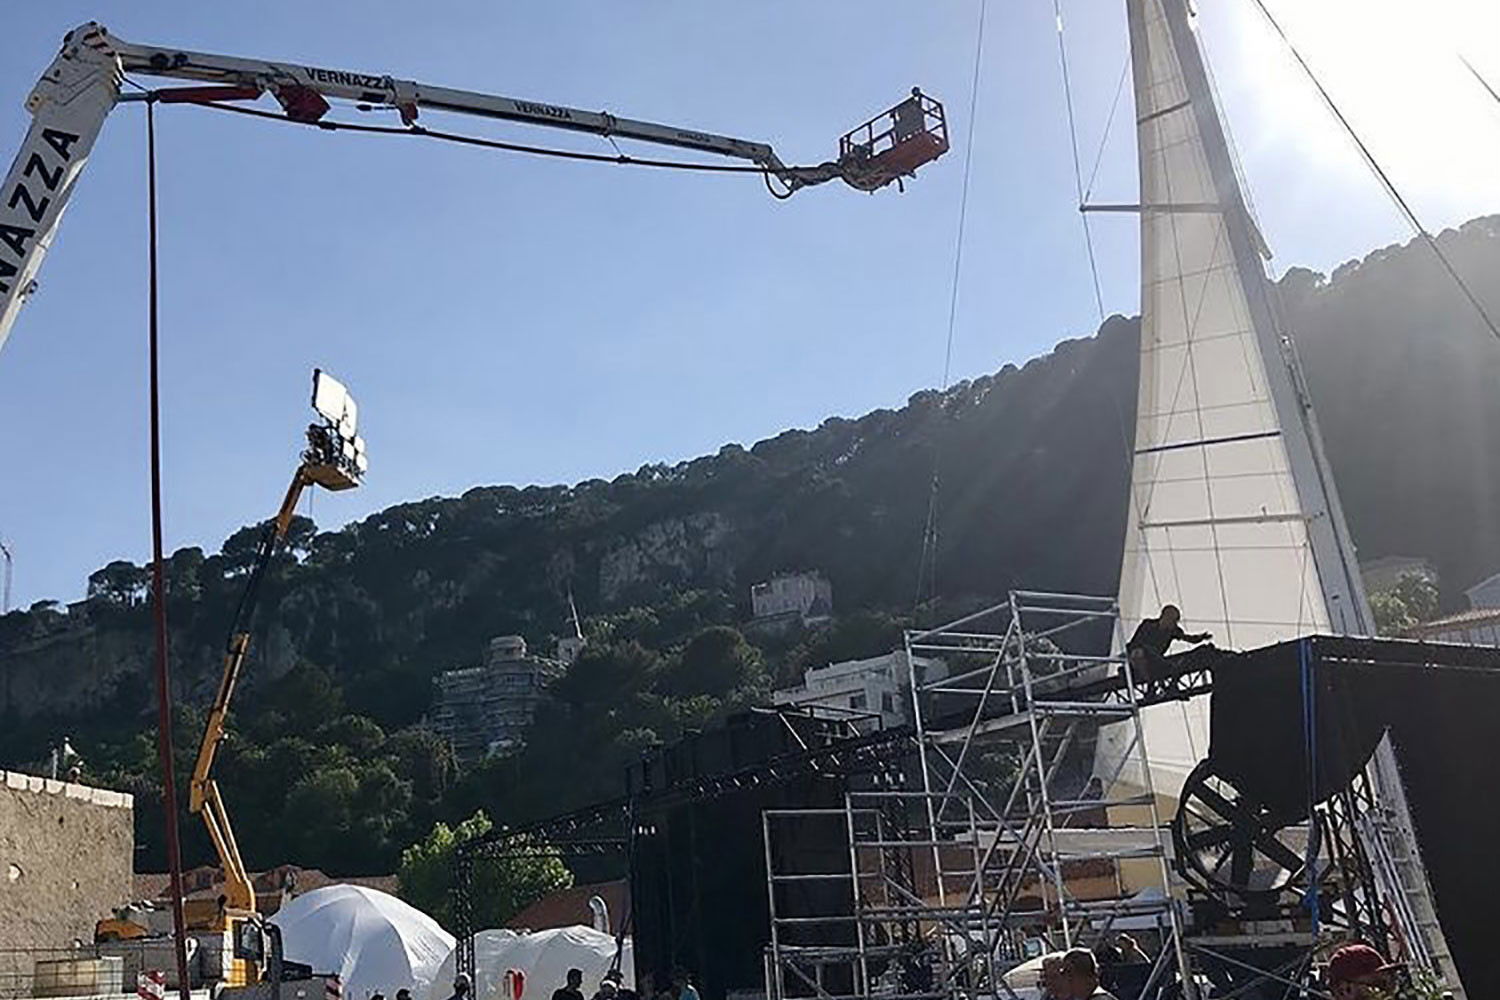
[{"x1": 0, "y1": 1, "x2": 1496, "y2": 608}]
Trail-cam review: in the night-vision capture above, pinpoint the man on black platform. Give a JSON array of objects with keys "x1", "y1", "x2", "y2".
[{"x1": 1126, "y1": 604, "x2": 1212, "y2": 684}]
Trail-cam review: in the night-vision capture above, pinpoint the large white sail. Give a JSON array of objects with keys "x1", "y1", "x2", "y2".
[
  {"x1": 1106, "y1": 0, "x2": 1371, "y2": 794},
  {"x1": 1097, "y1": 3, "x2": 1460, "y2": 990}
]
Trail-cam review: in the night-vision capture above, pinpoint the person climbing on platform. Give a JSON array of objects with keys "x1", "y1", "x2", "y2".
[{"x1": 1126, "y1": 605, "x2": 1212, "y2": 684}]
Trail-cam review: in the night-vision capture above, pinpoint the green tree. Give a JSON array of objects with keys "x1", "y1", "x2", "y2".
[
  {"x1": 1371, "y1": 572, "x2": 1440, "y2": 637},
  {"x1": 88, "y1": 560, "x2": 148, "y2": 605},
  {"x1": 398, "y1": 811, "x2": 572, "y2": 932},
  {"x1": 267, "y1": 664, "x2": 344, "y2": 732},
  {"x1": 659, "y1": 626, "x2": 764, "y2": 699},
  {"x1": 316, "y1": 715, "x2": 387, "y2": 757}
]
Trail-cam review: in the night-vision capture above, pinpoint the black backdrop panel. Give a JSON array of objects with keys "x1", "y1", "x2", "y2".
[
  {"x1": 628, "y1": 712, "x2": 857, "y2": 1000},
  {"x1": 1210, "y1": 636, "x2": 1500, "y2": 994}
]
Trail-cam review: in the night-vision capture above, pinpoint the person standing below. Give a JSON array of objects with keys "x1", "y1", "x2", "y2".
[
  {"x1": 553, "y1": 969, "x2": 586, "y2": 1000},
  {"x1": 1126, "y1": 605, "x2": 1212, "y2": 683},
  {"x1": 1058, "y1": 948, "x2": 1117, "y2": 1000},
  {"x1": 670, "y1": 970, "x2": 700, "y2": 1000},
  {"x1": 590, "y1": 972, "x2": 620, "y2": 1000},
  {"x1": 1325, "y1": 943, "x2": 1399, "y2": 1000},
  {"x1": 445, "y1": 974, "x2": 472, "y2": 1000},
  {"x1": 1039, "y1": 954, "x2": 1067, "y2": 1000}
]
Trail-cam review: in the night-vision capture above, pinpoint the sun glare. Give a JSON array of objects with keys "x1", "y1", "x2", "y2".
[{"x1": 1215, "y1": 0, "x2": 1500, "y2": 222}]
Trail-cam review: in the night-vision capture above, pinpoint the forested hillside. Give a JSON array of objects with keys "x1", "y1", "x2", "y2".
[{"x1": 2, "y1": 215, "x2": 1497, "y2": 875}]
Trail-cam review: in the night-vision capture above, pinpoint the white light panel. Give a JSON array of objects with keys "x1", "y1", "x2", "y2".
[{"x1": 311, "y1": 369, "x2": 358, "y2": 439}]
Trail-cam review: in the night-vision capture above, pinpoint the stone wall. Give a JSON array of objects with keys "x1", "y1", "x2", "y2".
[{"x1": 0, "y1": 771, "x2": 134, "y2": 951}]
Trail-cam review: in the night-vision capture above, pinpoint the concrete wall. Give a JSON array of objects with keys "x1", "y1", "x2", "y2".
[{"x1": 0, "y1": 770, "x2": 134, "y2": 951}]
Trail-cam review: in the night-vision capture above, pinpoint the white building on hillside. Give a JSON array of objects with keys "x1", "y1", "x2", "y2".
[
  {"x1": 751, "y1": 572, "x2": 833, "y2": 625},
  {"x1": 773, "y1": 650, "x2": 942, "y2": 729},
  {"x1": 432, "y1": 636, "x2": 563, "y2": 766},
  {"x1": 1465, "y1": 571, "x2": 1500, "y2": 611}
]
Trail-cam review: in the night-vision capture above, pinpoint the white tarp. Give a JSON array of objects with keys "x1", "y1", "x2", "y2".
[
  {"x1": 271, "y1": 885, "x2": 456, "y2": 1000},
  {"x1": 426, "y1": 927, "x2": 632, "y2": 1000}
]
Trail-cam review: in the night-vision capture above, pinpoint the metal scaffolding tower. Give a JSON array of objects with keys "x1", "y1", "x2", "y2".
[{"x1": 763, "y1": 591, "x2": 1191, "y2": 1000}]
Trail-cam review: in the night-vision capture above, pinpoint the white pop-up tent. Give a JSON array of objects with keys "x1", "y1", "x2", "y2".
[
  {"x1": 426, "y1": 927, "x2": 632, "y2": 1000},
  {"x1": 271, "y1": 885, "x2": 456, "y2": 1000}
]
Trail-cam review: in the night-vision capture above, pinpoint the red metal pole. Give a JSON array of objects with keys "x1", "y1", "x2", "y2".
[{"x1": 146, "y1": 97, "x2": 194, "y2": 1000}]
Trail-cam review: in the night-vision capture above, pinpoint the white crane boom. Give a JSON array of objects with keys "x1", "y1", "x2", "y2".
[{"x1": 0, "y1": 22, "x2": 949, "y2": 355}]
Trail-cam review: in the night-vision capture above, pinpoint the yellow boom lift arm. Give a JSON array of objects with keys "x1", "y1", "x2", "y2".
[{"x1": 188, "y1": 370, "x2": 366, "y2": 921}]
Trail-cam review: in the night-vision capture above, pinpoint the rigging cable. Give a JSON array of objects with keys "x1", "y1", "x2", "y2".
[
  {"x1": 1085, "y1": 57, "x2": 1132, "y2": 203},
  {"x1": 1247, "y1": 0, "x2": 1500, "y2": 344},
  {"x1": 1053, "y1": 0, "x2": 1106, "y2": 321},
  {"x1": 1053, "y1": 9, "x2": 1162, "y2": 630},
  {"x1": 1460, "y1": 53, "x2": 1500, "y2": 111},
  {"x1": 913, "y1": 0, "x2": 988, "y2": 611}
]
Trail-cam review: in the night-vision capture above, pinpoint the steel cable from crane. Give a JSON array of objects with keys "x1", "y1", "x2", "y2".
[{"x1": 144, "y1": 97, "x2": 195, "y2": 1000}]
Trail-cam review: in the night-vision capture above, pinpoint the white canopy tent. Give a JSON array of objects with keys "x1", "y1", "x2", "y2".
[
  {"x1": 425, "y1": 927, "x2": 632, "y2": 1000},
  {"x1": 271, "y1": 885, "x2": 456, "y2": 1000}
]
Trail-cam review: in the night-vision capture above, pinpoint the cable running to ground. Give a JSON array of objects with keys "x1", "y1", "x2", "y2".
[
  {"x1": 914, "y1": 0, "x2": 988, "y2": 611},
  {"x1": 144, "y1": 98, "x2": 195, "y2": 1000},
  {"x1": 1247, "y1": 0, "x2": 1500, "y2": 343}
]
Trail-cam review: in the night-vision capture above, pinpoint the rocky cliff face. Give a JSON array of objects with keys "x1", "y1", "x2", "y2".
[
  {"x1": 0, "y1": 622, "x2": 150, "y2": 721},
  {"x1": 597, "y1": 512, "x2": 738, "y2": 604}
]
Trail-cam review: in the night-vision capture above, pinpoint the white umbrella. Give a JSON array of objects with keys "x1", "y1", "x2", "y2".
[
  {"x1": 426, "y1": 927, "x2": 631, "y2": 1000},
  {"x1": 272, "y1": 885, "x2": 456, "y2": 1000}
]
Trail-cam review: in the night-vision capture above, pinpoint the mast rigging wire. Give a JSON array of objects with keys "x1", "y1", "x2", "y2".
[
  {"x1": 1053, "y1": 0, "x2": 1107, "y2": 322},
  {"x1": 914, "y1": 0, "x2": 988, "y2": 611},
  {"x1": 1460, "y1": 53, "x2": 1500, "y2": 111},
  {"x1": 1247, "y1": 0, "x2": 1500, "y2": 344}
]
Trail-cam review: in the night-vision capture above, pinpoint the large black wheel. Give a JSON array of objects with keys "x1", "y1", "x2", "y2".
[{"x1": 1172, "y1": 759, "x2": 1319, "y2": 901}]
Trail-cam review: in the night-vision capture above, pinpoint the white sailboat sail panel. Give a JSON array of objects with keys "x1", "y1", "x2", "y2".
[{"x1": 1109, "y1": 0, "x2": 1331, "y2": 795}]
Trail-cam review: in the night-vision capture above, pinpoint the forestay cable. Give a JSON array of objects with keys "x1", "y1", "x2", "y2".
[{"x1": 1248, "y1": 0, "x2": 1500, "y2": 344}]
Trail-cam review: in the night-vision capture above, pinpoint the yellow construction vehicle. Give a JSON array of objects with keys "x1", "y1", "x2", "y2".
[
  {"x1": 188, "y1": 369, "x2": 366, "y2": 986},
  {"x1": 95, "y1": 371, "x2": 366, "y2": 988}
]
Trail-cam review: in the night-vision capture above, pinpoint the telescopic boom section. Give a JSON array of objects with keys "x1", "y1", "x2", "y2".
[
  {"x1": 0, "y1": 21, "x2": 948, "y2": 356},
  {"x1": 188, "y1": 371, "x2": 365, "y2": 919},
  {"x1": 188, "y1": 468, "x2": 311, "y2": 917}
]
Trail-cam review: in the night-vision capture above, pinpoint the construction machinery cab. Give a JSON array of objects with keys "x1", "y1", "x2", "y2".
[{"x1": 221, "y1": 916, "x2": 328, "y2": 1000}]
